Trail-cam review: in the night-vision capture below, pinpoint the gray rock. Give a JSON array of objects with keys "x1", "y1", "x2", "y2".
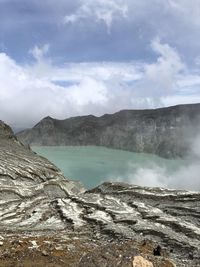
[
  {"x1": 78, "y1": 242, "x2": 138, "y2": 267},
  {"x1": 16, "y1": 104, "x2": 200, "y2": 158},
  {"x1": 0, "y1": 119, "x2": 199, "y2": 266},
  {"x1": 42, "y1": 250, "x2": 49, "y2": 256},
  {"x1": 0, "y1": 120, "x2": 85, "y2": 232}
]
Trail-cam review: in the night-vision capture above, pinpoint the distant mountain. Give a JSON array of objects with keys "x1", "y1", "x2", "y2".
[{"x1": 16, "y1": 104, "x2": 200, "y2": 158}]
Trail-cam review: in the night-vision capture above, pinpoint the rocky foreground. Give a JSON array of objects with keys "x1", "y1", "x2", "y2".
[
  {"x1": 17, "y1": 103, "x2": 200, "y2": 158},
  {"x1": 0, "y1": 120, "x2": 200, "y2": 266}
]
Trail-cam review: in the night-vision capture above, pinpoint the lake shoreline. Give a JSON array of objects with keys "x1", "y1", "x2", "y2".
[{"x1": 32, "y1": 145, "x2": 185, "y2": 190}]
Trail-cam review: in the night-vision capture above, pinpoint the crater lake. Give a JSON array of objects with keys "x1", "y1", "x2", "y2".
[{"x1": 32, "y1": 146, "x2": 187, "y2": 189}]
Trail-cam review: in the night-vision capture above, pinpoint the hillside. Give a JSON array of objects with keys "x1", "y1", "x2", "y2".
[{"x1": 17, "y1": 103, "x2": 200, "y2": 158}]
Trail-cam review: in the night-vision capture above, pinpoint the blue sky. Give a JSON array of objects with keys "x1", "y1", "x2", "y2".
[{"x1": 0, "y1": 0, "x2": 200, "y2": 128}]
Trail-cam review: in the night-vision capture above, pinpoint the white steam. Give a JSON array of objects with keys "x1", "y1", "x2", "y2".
[
  {"x1": 120, "y1": 136, "x2": 200, "y2": 191},
  {"x1": 126, "y1": 162, "x2": 200, "y2": 191}
]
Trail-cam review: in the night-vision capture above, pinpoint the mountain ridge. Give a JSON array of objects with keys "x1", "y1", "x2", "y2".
[{"x1": 17, "y1": 103, "x2": 200, "y2": 158}]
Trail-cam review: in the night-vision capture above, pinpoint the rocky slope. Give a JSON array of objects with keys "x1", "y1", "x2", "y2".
[
  {"x1": 17, "y1": 103, "x2": 200, "y2": 158},
  {"x1": 0, "y1": 119, "x2": 200, "y2": 266},
  {"x1": 0, "y1": 120, "x2": 84, "y2": 231}
]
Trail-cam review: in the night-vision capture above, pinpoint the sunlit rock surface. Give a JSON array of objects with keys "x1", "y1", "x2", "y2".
[
  {"x1": 17, "y1": 103, "x2": 200, "y2": 158},
  {"x1": 0, "y1": 120, "x2": 84, "y2": 231},
  {"x1": 0, "y1": 120, "x2": 200, "y2": 266}
]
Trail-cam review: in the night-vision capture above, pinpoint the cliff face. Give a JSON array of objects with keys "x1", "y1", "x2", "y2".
[
  {"x1": 17, "y1": 104, "x2": 200, "y2": 158},
  {"x1": 0, "y1": 120, "x2": 200, "y2": 266}
]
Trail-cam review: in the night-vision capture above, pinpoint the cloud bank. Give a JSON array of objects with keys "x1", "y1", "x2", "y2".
[{"x1": 1, "y1": 39, "x2": 200, "y2": 130}]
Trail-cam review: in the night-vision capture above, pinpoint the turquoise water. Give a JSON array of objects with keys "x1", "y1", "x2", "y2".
[{"x1": 32, "y1": 146, "x2": 185, "y2": 189}]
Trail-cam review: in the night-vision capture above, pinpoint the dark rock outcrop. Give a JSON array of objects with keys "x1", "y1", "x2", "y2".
[
  {"x1": 0, "y1": 120, "x2": 200, "y2": 266},
  {"x1": 16, "y1": 104, "x2": 200, "y2": 158}
]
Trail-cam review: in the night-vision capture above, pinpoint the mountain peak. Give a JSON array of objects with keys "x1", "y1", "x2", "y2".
[
  {"x1": 42, "y1": 116, "x2": 54, "y2": 121},
  {"x1": 0, "y1": 120, "x2": 14, "y2": 139}
]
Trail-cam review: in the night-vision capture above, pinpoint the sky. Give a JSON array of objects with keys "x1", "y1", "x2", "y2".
[{"x1": 0, "y1": 0, "x2": 200, "y2": 129}]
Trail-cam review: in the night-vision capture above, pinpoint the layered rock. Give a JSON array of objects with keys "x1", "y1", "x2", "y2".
[
  {"x1": 0, "y1": 120, "x2": 200, "y2": 266},
  {"x1": 0, "y1": 120, "x2": 84, "y2": 231},
  {"x1": 17, "y1": 103, "x2": 200, "y2": 158}
]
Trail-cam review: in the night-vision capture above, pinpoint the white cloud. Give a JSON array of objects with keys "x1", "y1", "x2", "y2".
[
  {"x1": 29, "y1": 44, "x2": 50, "y2": 62},
  {"x1": 62, "y1": 0, "x2": 200, "y2": 38},
  {"x1": 64, "y1": 0, "x2": 128, "y2": 33},
  {"x1": 0, "y1": 39, "x2": 200, "y2": 129},
  {"x1": 41, "y1": 62, "x2": 143, "y2": 84},
  {"x1": 66, "y1": 77, "x2": 108, "y2": 107},
  {"x1": 162, "y1": 95, "x2": 200, "y2": 107},
  {"x1": 145, "y1": 38, "x2": 185, "y2": 92}
]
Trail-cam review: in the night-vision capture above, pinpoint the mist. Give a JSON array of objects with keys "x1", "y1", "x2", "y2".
[{"x1": 118, "y1": 136, "x2": 200, "y2": 191}]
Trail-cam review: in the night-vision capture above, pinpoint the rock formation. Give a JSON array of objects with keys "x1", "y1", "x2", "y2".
[
  {"x1": 0, "y1": 119, "x2": 200, "y2": 266},
  {"x1": 16, "y1": 103, "x2": 200, "y2": 158},
  {"x1": 0, "y1": 120, "x2": 84, "y2": 231},
  {"x1": 133, "y1": 256, "x2": 154, "y2": 267}
]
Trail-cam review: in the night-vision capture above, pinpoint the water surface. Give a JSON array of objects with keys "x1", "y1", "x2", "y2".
[{"x1": 32, "y1": 146, "x2": 185, "y2": 189}]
